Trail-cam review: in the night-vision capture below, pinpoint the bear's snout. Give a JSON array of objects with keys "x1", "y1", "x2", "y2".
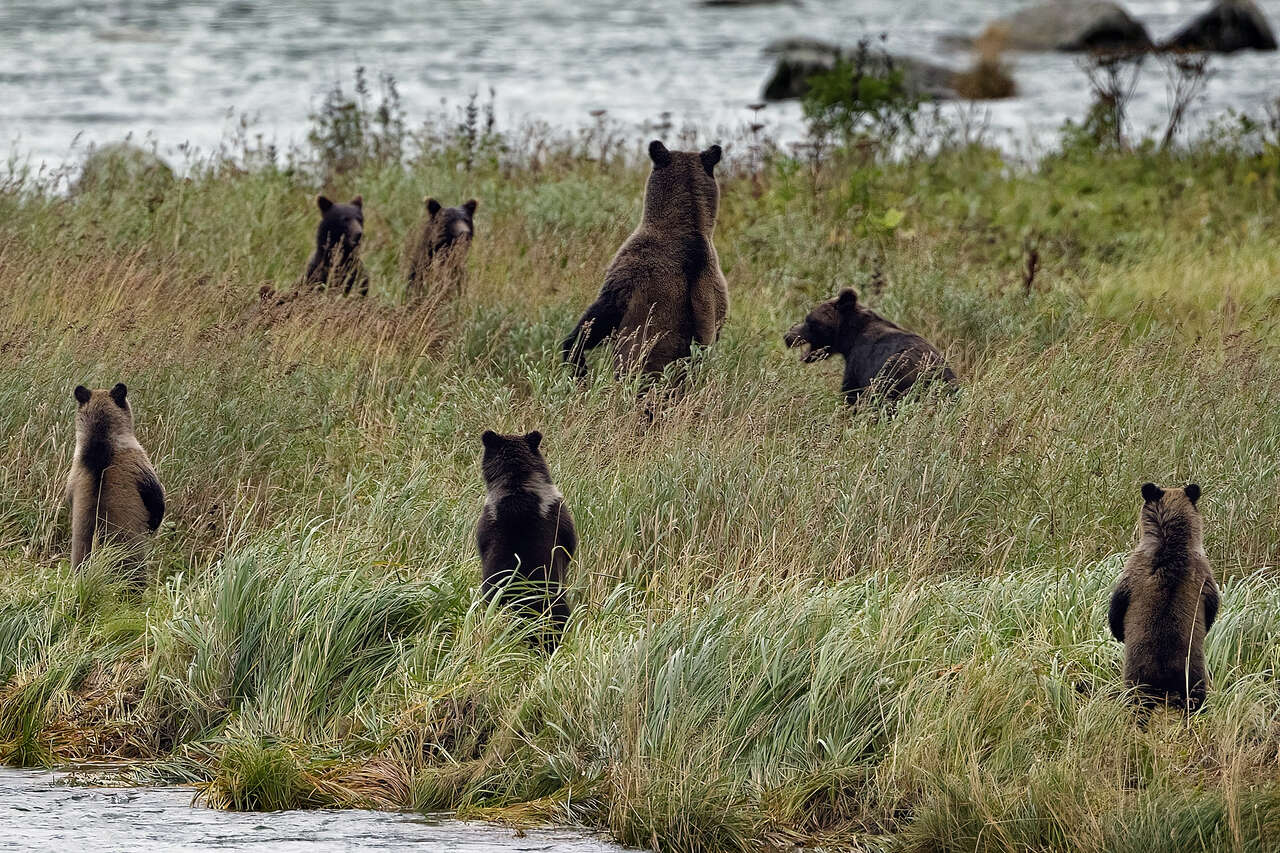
[
  {"x1": 449, "y1": 219, "x2": 473, "y2": 241},
  {"x1": 783, "y1": 325, "x2": 804, "y2": 349}
]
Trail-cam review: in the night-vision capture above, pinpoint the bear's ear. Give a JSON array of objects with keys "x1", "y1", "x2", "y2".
[
  {"x1": 836, "y1": 289, "x2": 858, "y2": 310},
  {"x1": 463, "y1": 198, "x2": 479, "y2": 217},
  {"x1": 648, "y1": 140, "x2": 672, "y2": 168},
  {"x1": 1184, "y1": 483, "x2": 1201, "y2": 505},
  {"x1": 425, "y1": 198, "x2": 442, "y2": 216},
  {"x1": 481, "y1": 430, "x2": 500, "y2": 449},
  {"x1": 1141, "y1": 482, "x2": 1164, "y2": 503},
  {"x1": 74, "y1": 385, "x2": 91, "y2": 405},
  {"x1": 525, "y1": 430, "x2": 542, "y2": 451},
  {"x1": 109, "y1": 383, "x2": 128, "y2": 407},
  {"x1": 316, "y1": 195, "x2": 334, "y2": 213},
  {"x1": 700, "y1": 144, "x2": 722, "y2": 174},
  {"x1": 350, "y1": 195, "x2": 363, "y2": 208}
]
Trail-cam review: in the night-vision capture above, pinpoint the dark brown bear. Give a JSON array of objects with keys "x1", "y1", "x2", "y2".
[
  {"x1": 561, "y1": 140, "x2": 729, "y2": 379},
  {"x1": 304, "y1": 195, "x2": 369, "y2": 296},
  {"x1": 1109, "y1": 483, "x2": 1219, "y2": 711},
  {"x1": 783, "y1": 288, "x2": 956, "y2": 404},
  {"x1": 406, "y1": 198, "x2": 477, "y2": 301},
  {"x1": 476, "y1": 430, "x2": 575, "y2": 648}
]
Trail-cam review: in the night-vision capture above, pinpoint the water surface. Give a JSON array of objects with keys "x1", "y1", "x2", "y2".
[
  {"x1": 0, "y1": 768, "x2": 624, "y2": 852},
  {"x1": 2, "y1": 1, "x2": 1278, "y2": 166}
]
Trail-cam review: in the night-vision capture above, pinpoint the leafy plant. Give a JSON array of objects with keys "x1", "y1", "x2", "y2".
[{"x1": 800, "y1": 37, "x2": 922, "y2": 155}]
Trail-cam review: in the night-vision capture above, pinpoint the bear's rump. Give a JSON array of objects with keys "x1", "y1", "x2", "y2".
[{"x1": 614, "y1": 290, "x2": 693, "y2": 375}]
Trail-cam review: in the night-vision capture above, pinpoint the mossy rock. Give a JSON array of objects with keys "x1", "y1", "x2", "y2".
[{"x1": 72, "y1": 143, "x2": 175, "y2": 197}]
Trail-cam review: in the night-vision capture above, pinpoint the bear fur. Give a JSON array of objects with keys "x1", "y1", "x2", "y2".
[
  {"x1": 406, "y1": 198, "x2": 477, "y2": 301},
  {"x1": 783, "y1": 288, "x2": 956, "y2": 404},
  {"x1": 65, "y1": 383, "x2": 165, "y2": 572},
  {"x1": 561, "y1": 140, "x2": 729, "y2": 378},
  {"x1": 476, "y1": 430, "x2": 576, "y2": 647},
  {"x1": 304, "y1": 195, "x2": 369, "y2": 296},
  {"x1": 1109, "y1": 482, "x2": 1219, "y2": 711}
]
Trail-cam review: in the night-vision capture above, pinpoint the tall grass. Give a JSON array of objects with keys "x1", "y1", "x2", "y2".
[{"x1": 1, "y1": 95, "x2": 1279, "y2": 851}]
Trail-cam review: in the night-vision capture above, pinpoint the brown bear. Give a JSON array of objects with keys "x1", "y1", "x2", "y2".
[
  {"x1": 1109, "y1": 483, "x2": 1220, "y2": 711},
  {"x1": 65, "y1": 384, "x2": 165, "y2": 572},
  {"x1": 304, "y1": 195, "x2": 369, "y2": 296},
  {"x1": 476, "y1": 430, "x2": 575, "y2": 649},
  {"x1": 783, "y1": 288, "x2": 956, "y2": 404},
  {"x1": 561, "y1": 140, "x2": 729, "y2": 379},
  {"x1": 405, "y1": 197, "x2": 477, "y2": 302}
]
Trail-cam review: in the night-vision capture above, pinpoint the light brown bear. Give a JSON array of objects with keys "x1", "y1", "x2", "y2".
[
  {"x1": 561, "y1": 140, "x2": 728, "y2": 378},
  {"x1": 65, "y1": 384, "x2": 165, "y2": 571},
  {"x1": 1109, "y1": 482, "x2": 1219, "y2": 711}
]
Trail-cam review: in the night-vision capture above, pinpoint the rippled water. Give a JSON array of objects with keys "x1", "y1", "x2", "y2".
[
  {"x1": 2, "y1": 1, "x2": 1279, "y2": 166},
  {"x1": 0, "y1": 768, "x2": 624, "y2": 852}
]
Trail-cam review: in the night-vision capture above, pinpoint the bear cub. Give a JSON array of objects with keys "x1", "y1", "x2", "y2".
[
  {"x1": 476, "y1": 430, "x2": 576, "y2": 648},
  {"x1": 784, "y1": 288, "x2": 956, "y2": 404},
  {"x1": 1109, "y1": 482, "x2": 1219, "y2": 711},
  {"x1": 65, "y1": 383, "x2": 165, "y2": 573},
  {"x1": 406, "y1": 197, "x2": 477, "y2": 301},
  {"x1": 561, "y1": 139, "x2": 729, "y2": 379},
  {"x1": 304, "y1": 194, "x2": 369, "y2": 296}
]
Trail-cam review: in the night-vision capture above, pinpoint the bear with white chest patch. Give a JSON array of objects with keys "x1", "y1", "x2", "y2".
[{"x1": 475, "y1": 429, "x2": 576, "y2": 647}]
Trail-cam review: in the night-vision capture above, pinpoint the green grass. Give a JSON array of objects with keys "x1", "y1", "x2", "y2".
[{"x1": 1, "y1": 110, "x2": 1280, "y2": 852}]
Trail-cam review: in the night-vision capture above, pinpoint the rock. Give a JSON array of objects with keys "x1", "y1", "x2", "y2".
[
  {"x1": 980, "y1": 1, "x2": 1153, "y2": 52},
  {"x1": 72, "y1": 142, "x2": 174, "y2": 196},
  {"x1": 1163, "y1": 1, "x2": 1277, "y2": 53},
  {"x1": 762, "y1": 40, "x2": 960, "y2": 101}
]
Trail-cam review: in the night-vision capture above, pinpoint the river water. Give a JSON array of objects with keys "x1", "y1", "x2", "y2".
[
  {"x1": 2, "y1": 0, "x2": 1279, "y2": 169},
  {"x1": 0, "y1": 768, "x2": 624, "y2": 852}
]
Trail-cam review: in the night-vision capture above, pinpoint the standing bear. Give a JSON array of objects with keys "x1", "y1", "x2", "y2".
[
  {"x1": 405, "y1": 197, "x2": 477, "y2": 302},
  {"x1": 476, "y1": 429, "x2": 576, "y2": 648},
  {"x1": 561, "y1": 140, "x2": 729, "y2": 379},
  {"x1": 783, "y1": 288, "x2": 956, "y2": 404},
  {"x1": 1109, "y1": 482, "x2": 1220, "y2": 711},
  {"x1": 65, "y1": 384, "x2": 165, "y2": 573},
  {"x1": 304, "y1": 195, "x2": 369, "y2": 296}
]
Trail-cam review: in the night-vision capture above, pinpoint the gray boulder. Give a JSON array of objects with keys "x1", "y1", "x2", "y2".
[
  {"x1": 762, "y1": 39, "x2": 959, "y2": 101},
  {"x1": 73, "y1": 142, "x2": 174, "y2": 196},
  {"x1": 1163, "y1": 1, "x2": 1277, "y2": 53},
  {"x1": 981, "y1": 1, "x2": 1153, "y2": 52}
]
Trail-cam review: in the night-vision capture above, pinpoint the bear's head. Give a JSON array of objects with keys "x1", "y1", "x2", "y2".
[
  {"x1": 73, "y1": 383, "x2": 135, "y2": 445},
  {"x1": 1138, "y1": 481, "x2": 1203, "y2": 544},
  {"x1": 314, "y1": 195, "x2": 364, "y2": 255},
  {"x1": 784, "y1": 288, "x2": 861, "y2": 362},
  {"x1": 424, "y1": 197, "x2": 478, "y2": 255},
  {"x1": 480, "y1": 430, "x2": 551, "y2": 486},
  {"x1": 642, "y1": 140, "x2": 722, "y2": 232}
]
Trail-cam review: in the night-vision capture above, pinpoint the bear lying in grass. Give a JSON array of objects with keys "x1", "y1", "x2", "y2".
[
  {"x1": 1109, "y1": 482, "x2": 1219, "y2": 712},
  {"x1": 784, "y1": 288, "x2": 956, "y2": 404}
]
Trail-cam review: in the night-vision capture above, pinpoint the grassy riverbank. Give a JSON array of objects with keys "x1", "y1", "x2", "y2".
[{"x1": 2, "y1": 105, "x2": 1280, "y2": 851}]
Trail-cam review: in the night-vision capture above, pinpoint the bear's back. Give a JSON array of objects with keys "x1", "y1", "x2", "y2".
[
  {"x1": 478, "y1": 490, "x2": 573, "y2": 584},
  {"x1": 846, "y1": 310, "x2": 956, "y2": 394},
  {"x1": 1121, "y1": 556, "x2": 1211, "y2": 691}
]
